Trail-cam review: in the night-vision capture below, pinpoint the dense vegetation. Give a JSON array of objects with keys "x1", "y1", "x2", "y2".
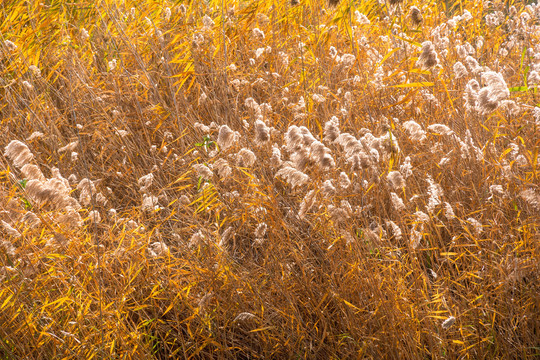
[{"x1": 0, "y1": 0, "x2": 538, "y2": 358}]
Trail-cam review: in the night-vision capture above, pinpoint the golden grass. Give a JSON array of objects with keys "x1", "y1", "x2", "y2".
[{"x1": 0, "y1": 0, "x2": 538, "y2": 358}]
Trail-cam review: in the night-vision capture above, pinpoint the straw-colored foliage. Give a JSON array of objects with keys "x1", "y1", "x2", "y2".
[{"x1": 0, "y1": 0, "x2": 538, "y2": 358}]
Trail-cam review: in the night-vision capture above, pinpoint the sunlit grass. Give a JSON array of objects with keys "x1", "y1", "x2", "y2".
[{"x1": 0, "y1": 0, "x2": 538, "y2": 358}]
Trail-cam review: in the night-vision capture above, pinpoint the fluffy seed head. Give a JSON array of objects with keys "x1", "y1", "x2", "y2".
[
  {"x1": 189, "y1": 231, "x2": 206, "y2": 247},
  {"x1": 411, "y1": 223, "x2": 424, "y2": 249},
  {"x1": 218, "y1": 226, "x2": 234, "y2": 247},
  {"x1": 403, "y1": 120, "x2": 427, "y2": 142},
  {"x1": 467, "y1": 217, "x2": 483, "y2": 236},
  {"x1": 275, "y1": 166, "x2": 309, "y2": 189},
  {"x1": 310, "y1": 141, "x2": 335, "y2": 170},
  {"x1": 322, "y1": 180, "x2": 336, "y2": 197},
  {"x1": 475, "y1": 71, "x2": 509, "y2": 115},
  {"x1": 236, "y1": 148, "x2": 257, "y2": 167},
  {"x1": 335, "y1": 133, "x2": 363, "y2": 157},
  {"x1": 442, "y1": 316, "x2": 456, "y2": 329},
  {"x1": 80, "y1": 28, "x2": 89, "y2": 41},
  {"x1": 416, "y1": 41, "x2": 439, "y2": 69},
  {"x1": 217, "y1": 125, "x2": 236, "y2": 151},
  {"x1": 192, "y1": 164, "x2": 213, "y2": 180},
  {"x1": 253, "y1": 28, "x2": 265, "y2": 40},
  {"x1": 88, "y1": 210, "x2": 101, "y2": 223},
  {"x1": 58, "y1": 141, "x2": 79, "y2": 153},
  {"x1": 142, "y1": 194, "x2": 159, "y2": 212},
  {"x1": 355, "y1": 11, "x2": 370, "y2": 25},
  {"x1": 254, "y1": 223, "x2": 267, "y2": 238},
  {"x1": 338, "y1": 172, "x2": 351, "y2": 190},
  {"x1": 390, "y1": 192, "x2": 406, "y2": 211},
  {"x1": 56, "y1": 207, "x2": 83, "y2": 228},
  {"x1": 4, "y1": 40, "x2": 17, "y2": 52},
  {"x1": 234, "y1": 312, "x2": 256, "y2": 322},
  {"x1": 254, "y1": 120, "x2": 270, "y2": 145},
  {"x1": 464, "y1": 79, "x2": 480, "y2": 110},
  {"x1": 299, "y1": 190, "x2": 317, "y2": 219},
  {"x1": 26, "y1": 132, "x2": 44, "y2": 141},
  {"x1": 387, "y1": 171, "x2": 405, "y2": 190},
  {"x1": 409, "y1": 6, "x2": 423, "y2": 25},
  {"x1": 328, "y1": 204, "x2": 350, "y2": 224},
  {"x1": 427, "y1": 124, "x2": 454, "y2": 136},
  {"x1": 340, "y1": 54, "x2": 356, "y2": 68},
  {"x1": 138, "y1": 173, "x2": 154, "y2": 193},
  {"x1": 324, "y1": 116, "x2": 340, "y2": 143},
  {"x1": 77, "y1": 178, "x2": 96, "y2": 206},
  {"x1": 528, "y1": 70, "x2": 540, "y2": 85},
  {"x1": 270, "y1": 144, "x2": 282, "y2": 168},
  {"x1": 213, "y1": 159, "x2": 232, "y2": 179},
  {"x1": 489, "y1": 185, "x2": 505, "y2": 199},
  {"x1": 400, "y1": 156, "x2": 413, "y2": 178},
  {"x1": 4, "y1": 140, "x2": 34, "y2": 168},
  {"x1": 26, "y1": 179, "x2": 73, "y2": 209},
  {"x1": 20, "y1": 164, "x2": 45, "y2": 181},
  {"x1": 202, "y1": 15, "x2": 214, "y2": 28},
  {"x1": 285, "y1": 126, "x2": 303, "y2": 152},
  {"x1": 22, "y1": 81, "x2": 33, "y2": 91},
  {"x1": 22, "y1": 211, "x2": 41, "y2": 227},
  {"x1": 453, "y1": 61, "x2": 468, "y2": 79},
  {"x1": 108, "y1": 59, "x2": 117, "y2": 71},
  {"x1": 386, "y1": 220, "x2": 402, "y2": 240},
  {"x1": 148, "y1": 241, "x2": 169, "y2": 257},
  {"x1": 476, "y1": 88, "x2": 499, "y2": 115},
  {"x1": 464, "y1": 56, "x2": 480, "y2": 73},
  {"x1": 1, "y1": 220, "x2": 21, "y2": 238},
  {"x1": 519, "y1": 189, "x2": 540, "y2": 210},
  {"x1": 163, "y1": 7, "x2": 171, "y2": 21},
  {"x1": 426, "y1": 176, "x2": 443, "y2": 213}
]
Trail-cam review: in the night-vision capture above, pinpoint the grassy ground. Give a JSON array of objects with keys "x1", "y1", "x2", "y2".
[{"x1": 0, "y1": 0, "x2": 538, "y2": 358}]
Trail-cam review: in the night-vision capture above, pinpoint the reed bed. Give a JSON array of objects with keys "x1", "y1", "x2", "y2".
[{"x1": 0, "y1": 0, "x2": 538, "y2": 358}]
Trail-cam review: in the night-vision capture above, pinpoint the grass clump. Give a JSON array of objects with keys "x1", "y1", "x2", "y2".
[{"x1": 0, "y1": 0, "x2": 539, "y2": 358}]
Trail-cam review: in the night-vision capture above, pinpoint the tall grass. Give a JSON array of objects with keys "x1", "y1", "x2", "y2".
[{"x1": 0, "y1": 0, "x2": 538, "y2": 358}]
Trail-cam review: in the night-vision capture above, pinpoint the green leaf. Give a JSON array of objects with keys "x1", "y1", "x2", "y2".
[
  {"x1": 508, "y1": 86, "x2": 529, "y2": 92},
  {"x1": 195, "y1": 135, "x2": 214, "y2": 149},
  {"x1": 519, "y1": 46, "x2": 526, "y2": 74},
  {"x1": 21, "y1": 197, "x2": 32, "y2": 210},
  {"x1": 197, "y1": 176, "x2": 203, "y2": 190}
]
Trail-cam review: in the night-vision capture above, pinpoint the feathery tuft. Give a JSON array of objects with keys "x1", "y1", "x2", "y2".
[
  {"x1": 276, "y1": 166, "x2": 309, "y2": 189},
  {"x1": 4, "y1": 140, "x2": 34, "y2": 168},
  {"x1": 416, "y1": 41, "x2": 439, "y2": 69}
]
